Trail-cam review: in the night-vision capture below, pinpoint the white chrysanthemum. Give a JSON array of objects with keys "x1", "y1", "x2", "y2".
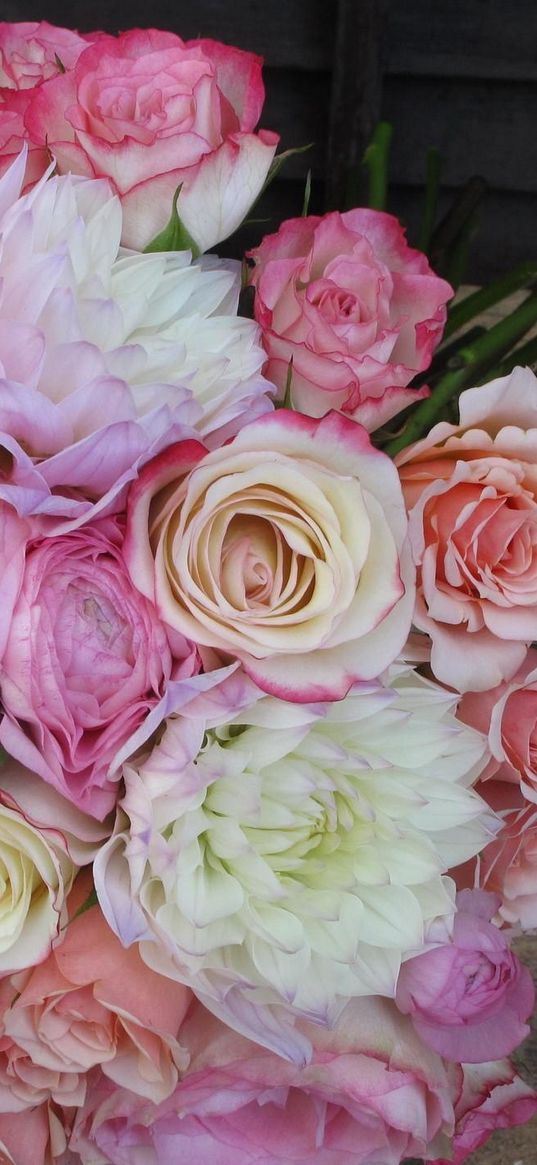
[
  {"x1": 96, "y1": 668, "x2": 496, "y2": 1060},
  {"x1": 0, "y1": 153, "x2": 272, "y2": 519}
]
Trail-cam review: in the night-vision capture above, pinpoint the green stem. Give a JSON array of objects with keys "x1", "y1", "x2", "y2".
[
  {"x1": 363, "y1": 122, "x2": 393, "y2": 211},
  {"x1": 418, "y1": 148, "x2": 442, "y2": 254},
  {"x1": 385, "y1": 291, "x2": 537, "y2": 456},
  {"x1": 483, "y1": 332, "x2": 537, "y2": 381},
  {"x1": 444, "y1": 261, "x2": 537, "y2": 338}
]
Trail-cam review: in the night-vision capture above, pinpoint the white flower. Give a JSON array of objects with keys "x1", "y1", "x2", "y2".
[
  {"x1": 95, "y1": 668, "x2": 496, "y2": 1061},
  {"x1": 0, "y1": 153, "x2": 272, "y2": 520}
]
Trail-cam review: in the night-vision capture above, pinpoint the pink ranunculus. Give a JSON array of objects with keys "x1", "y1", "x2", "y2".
[
  {"x1": 69, "y1": 997, "x2": 454, "y2": 1165},
  {"x1": 0, "y1": 515, "x2": 173, "y2": 819},
  {"x1": 248, "y1": 210, "x2": 452, "y2": 430},
  {"x1": 0, "y1": 882, "x2": 191, "y2": 1114},
  {"x1": 398, "y1": 366, "x2": 537, "y2": 691},
  {"x1": 124, "y1": 409, "x2": 415, "y2": 702},
  {"x1": 24, "y1": 28, "x2": 279, "y2": 252},
  {"x1": 431, "y1": 1058, "x2": 537, "y2": 1165},
  {"x1": 396, "y1": 889, "x2": 534, "y2": 1062}
]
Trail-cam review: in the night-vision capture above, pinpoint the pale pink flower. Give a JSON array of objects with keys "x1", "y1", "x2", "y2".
[
  {"x1": 431, "y1": 1058, "x2": 537, "y2": 1165},
  {"x1": 24, "y1": 28, "x2": 279, "y2": 252},
  {"x1": 249, "y1": 210, "x2": 452, "y2": 430},
  {"x1": 69, "y1": 998, "x2": 454, "y2": 1165},
  {"x1": 124, "y1": 409, "x2": 415, "y2": 702},
  {"x1": 398, "y1": 366, "x2": 537, "y2": 691},
  {"x1": 458, "y1": 781, "x2": 537, "y2": 930},
  {"x1": 0, "y1": 1100, "x2": 72, "y2": 1165}
]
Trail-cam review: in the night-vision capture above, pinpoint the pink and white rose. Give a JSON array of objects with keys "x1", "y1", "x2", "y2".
[
  {"x1": 396, "y1": 889, "x2": 534, "y2": 1062},
  {"x1": 398, "y1": 366, "x2": 537, "y2": 691},
  {"x1": 125, "y1": 409, "x2": 415, "y2": 702},
  {"x1": 24, "y1": 28, "x2": 279, "y2": 251},
  {"x1": 457, "y1": 781, "x2": 537, "y2": 930},
  {"x1": 248, "y1": 209, "x2": 452, "y2": 430},
  {"x1": 0, "y1": 22, "x2": 89, "y2": 191},
  {"x1": 69, "y1": 998, "x2": 454, "y2": 1165},
  {"x1": 0, "y1": 22, "x2": 88, "y2": 91}
]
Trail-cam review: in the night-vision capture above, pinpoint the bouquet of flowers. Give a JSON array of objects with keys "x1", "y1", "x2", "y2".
[{"x1": 0, "y1": 18, "x2": 535, "y2": 1165}]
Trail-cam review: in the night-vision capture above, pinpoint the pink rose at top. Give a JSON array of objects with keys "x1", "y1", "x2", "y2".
[
  {"x1": 460, "y1": 648, "x2": 537, "y2": 803},
  {"x1": 0, "y1": 885, "x2": 191, "y2": 1113},
  {"x1": 397, "y1": 366, "x2": 537, "y2": 691},
  {"x1": 0, "y1": 514, "x2": 174, "y2": 819},
  {"x1": 69, "y1": 997, "x2": 454, "y2": 1165},
  {"x1": 396, "y1": 889, "x2": 534, "y2": 1062},
  {"x1": 0, "y1": 22, "x2": 88, "y2": 90},
  {"x1": 0, "y1": 22, "x2": 89, "y2": 191},
  {"x1": 432, "y1": 1058, "x2": 537, "y2": 1165},
  {"x1": 24, "y1": 28, "x2": 279, "y2": 251},
  {"x1": 124, "y1": 409, "x2": 414, "y2": 701},
  {"x1": 248, "y1": 209, "x2": 452, "y2": 430}
]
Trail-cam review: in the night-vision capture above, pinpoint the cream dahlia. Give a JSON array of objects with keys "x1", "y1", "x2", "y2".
[{"x1": 95, "y1": 667, "x2": 495, "y2": 1060}]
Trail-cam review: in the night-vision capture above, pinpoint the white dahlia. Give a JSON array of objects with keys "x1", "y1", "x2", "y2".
[
  {"x1": 0, "y1": 153, "x2": 272, "y2": 521},
  {"x1": 95, "y1": 668, "x2": 496, "y2": 1061}
]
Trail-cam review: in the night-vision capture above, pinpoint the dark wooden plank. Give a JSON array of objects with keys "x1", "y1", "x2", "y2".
[
  {"x1": 326, "y1": 0, "x2": 382, "y2": 208},
  {"x1": 389, "y1": 185, "x2": 537, "y2": 283},
  {"x1": 263, "y1": 67, "x2": 330, "y2": 177},
  {"x1": 382, "y1": 75, "x2": 537, "y2": 194},
  {"x1": 0, "y1": 0, "x2": 336, "y2": 70},
  {"x1": 384, "y1": 0, "x2": 537, "y2": 81}
]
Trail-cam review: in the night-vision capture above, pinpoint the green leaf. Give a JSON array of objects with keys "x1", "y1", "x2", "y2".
[
  {"x1": 143, "y1": 186, "x2": 200, "y2": 257},
  {"x1": 362, "y1": 122, "x2": 393, "y2": 211},
  {"x1": 72, "y1": 887, "x2": 98, "y2": 922},
  {"x1": 301, "y1": 169, "x2": 312, "y2": 217},
  {"x1": 260, "y1": 143, "x2": 313, "y2": 197},
  {"x1": 384, "y1": 291, "x2": 537, "y2": 456},
  {"x1": 444, "y1": 261, "x2": 537, "y2": 338},
  {"x1": 417, "y1": 147, "x2": 442, "y2": 254}
]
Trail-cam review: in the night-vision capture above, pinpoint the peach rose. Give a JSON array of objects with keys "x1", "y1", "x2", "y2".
[
  {"x1": 125, "y1": 410, "x2": 414, "y2": 701},
  {"x1": 398, "y1": 367, "x2": 537, "y2": 691},
  {"x1": 0, "y1": 886, "x2": 191, "y2": 1114},
  {"x1": 460, "y1": 648, "x2": 537, "y2": 802},
  {"x1": 459, "y1": 781, "x2": 537, "y2": 930}
]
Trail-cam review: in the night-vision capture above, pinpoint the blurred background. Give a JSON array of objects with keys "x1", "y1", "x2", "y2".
[{"x1": 0, "y1": 0, "x2": 536, "y2": 281}]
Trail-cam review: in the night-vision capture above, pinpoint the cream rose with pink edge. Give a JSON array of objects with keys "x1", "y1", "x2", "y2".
[{"x1": 124, "y1": 409, "x2": 415, "y2": 702}]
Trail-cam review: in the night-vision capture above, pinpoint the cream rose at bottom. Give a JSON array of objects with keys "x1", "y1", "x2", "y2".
[
  {"x1": 95, "y1": 667, "x2": 495, "y2": 1061},
  {"x1": 0, "y1": 763, "x2": 105, "y2": 975}
]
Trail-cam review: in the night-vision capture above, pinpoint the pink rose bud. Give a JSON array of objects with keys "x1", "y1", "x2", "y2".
[{"x1": 396, "y1": 889, "x2": 534, "y2": 1062}]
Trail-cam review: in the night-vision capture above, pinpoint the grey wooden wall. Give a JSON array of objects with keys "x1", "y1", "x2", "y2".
[{"x1": 0, "y1": 0, "x2": 535, "y2": 285}]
